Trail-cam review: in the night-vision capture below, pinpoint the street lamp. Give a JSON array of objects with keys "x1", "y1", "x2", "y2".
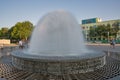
[
  {"x1": 108, "y1": 32, "x2": 109, "y2": 43},
  {"x1": 86, "y1": 30, "x2": 87, "y2": 41}
]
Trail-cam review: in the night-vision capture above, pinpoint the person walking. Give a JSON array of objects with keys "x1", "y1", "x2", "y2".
[{"x1": 110, "y1": 38, "x2": 116, "y2": 48}]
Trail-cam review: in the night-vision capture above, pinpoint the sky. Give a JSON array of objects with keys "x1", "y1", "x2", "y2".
[{"x1": 0, "y1": 0, "x2": 120, "y2": 28}]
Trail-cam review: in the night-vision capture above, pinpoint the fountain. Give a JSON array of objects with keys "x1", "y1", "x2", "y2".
[
  {"x1": 11, "y1": 10, "x2": 106, "y2": 75},
  {"x1": 28, "y1": 10, "x2": 88, "y2": 56}
]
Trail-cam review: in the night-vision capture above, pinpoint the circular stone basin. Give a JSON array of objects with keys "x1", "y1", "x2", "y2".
[{"x1": 11, "y1": 50, "x2": 106, "y2": 75}]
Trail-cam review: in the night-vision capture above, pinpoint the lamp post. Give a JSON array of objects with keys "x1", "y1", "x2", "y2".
[
  {"x1": 86, "y1": 30, "x2": 87, "y2": 41},
  {"x1": 108, "y1": 32, "x2": 109, "y2": 43}
]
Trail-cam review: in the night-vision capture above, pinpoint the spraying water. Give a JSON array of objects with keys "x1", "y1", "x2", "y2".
[{"x1": 28, "y1": 10, "x2": 91, "y2": 56}]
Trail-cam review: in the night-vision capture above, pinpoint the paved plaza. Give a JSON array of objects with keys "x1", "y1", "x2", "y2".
[
  {"x1": 0, "y1": 44, "x2": 120, "y2": 80},
  {"x1": 87, "y1": 44, "x2": 120, "y2": 53}
]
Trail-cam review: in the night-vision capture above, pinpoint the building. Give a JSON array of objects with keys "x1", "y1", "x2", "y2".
[{"x1": 81, "y1": 18, "x2": 120, "y2": 43}]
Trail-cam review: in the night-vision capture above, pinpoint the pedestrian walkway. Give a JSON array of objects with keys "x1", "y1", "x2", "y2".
[
  {"x1": 109, "y1": 76, "x2": 120, "y2": 80},
  {"x1": 0, "y1": 44, "x2": 120, "y2": 80},
  {"x1": 87, "y1": 43, "x2": 120, "y2": 52}
]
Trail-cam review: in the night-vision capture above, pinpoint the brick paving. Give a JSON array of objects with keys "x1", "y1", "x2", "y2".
[{"x1": 0, "y1": 44, "x2": 120, "y2": 80}]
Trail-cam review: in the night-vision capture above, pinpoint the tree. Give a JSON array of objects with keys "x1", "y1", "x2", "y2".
[
  {"x1": 96, "y1": 25, "x2": 105, "y2": 39},
  {"x1": 111, "y1": 22, "x2": 120, "y2": 38},
  {"x1": 89, "y1": 26, "x2": 96, "y2": 37},
  {"x1": 10, "y1": 21, "x2": 34, "y2": 40},
  {"x1": 0, "y1": 27, "x2": 9, "y2": 39},
  {"x1": 89, "y1": 22, "x2": 120, "y2": 41}
]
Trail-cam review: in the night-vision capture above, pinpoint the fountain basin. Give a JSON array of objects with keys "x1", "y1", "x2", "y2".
[{"x1": 12, "y1": 50, "x2": 106, "y2": 75}]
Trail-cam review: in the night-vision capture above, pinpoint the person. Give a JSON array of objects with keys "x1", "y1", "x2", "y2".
[
  {"x1": 110, "y1": 38, "x2": 116, "y2": 48},
  {"x1": 19, "y1": 40, "x2": 23, "y2": 49},
  {"x1": 0, "y1": 44, "x2": 4, "y2": 50}
]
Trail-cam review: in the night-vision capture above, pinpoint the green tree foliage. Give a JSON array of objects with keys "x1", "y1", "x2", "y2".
[
  {"x1": 111, "y1": 22, "x2": 120, "y2": 38},
  {"x1": 10, "y1": 21, "x2": 34, "y2": 40},
  {"x1": 89, "y1": 26, "x2": 96, "y2": 37},
  {"x1": 0, "y1": 27, "x2": 9, "y2": 39},
  {"x1": 89, "y1": 22, "x2": 120, "y2": 40}
]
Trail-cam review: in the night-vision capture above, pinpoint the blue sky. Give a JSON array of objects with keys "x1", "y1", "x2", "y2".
[{"x1": 0, "y1": 0, "x2": 120, "y2": 28}]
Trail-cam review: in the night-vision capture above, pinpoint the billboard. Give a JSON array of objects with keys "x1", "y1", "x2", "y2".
[{"x1": 82, "y1": 18, "x2": 100, "y2": 24}]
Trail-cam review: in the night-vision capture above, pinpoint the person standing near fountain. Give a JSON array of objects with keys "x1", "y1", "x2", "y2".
[
  {"x1": 19, "y1": 40, "x2": 23, "y2": 49},
  {"x1": 110, "y1": 38, "x2": 116, "y2": 48}
]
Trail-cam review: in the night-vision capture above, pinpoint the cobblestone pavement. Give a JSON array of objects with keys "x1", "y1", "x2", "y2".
[
  {"x1": 0, "y1": 44, "x2": 120, "y2": 80},
  {"x1": 88, "y1": 44, "x2": 120, "y2": 80}
]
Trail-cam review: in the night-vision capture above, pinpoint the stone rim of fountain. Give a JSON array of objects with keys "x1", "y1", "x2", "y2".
[
  {"x1": 11, "y1": 50, "x2": 106, "y2": 75},
  {"x1": 12, "y1": 50, "x2": 105, "y2": 61}
]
